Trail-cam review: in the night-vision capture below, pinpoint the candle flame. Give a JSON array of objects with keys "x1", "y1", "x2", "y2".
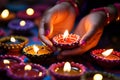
[
  {"x1": 63, "y1": 30, "x2": 69, "y2": 39},
  {"x1": 20, "y1": 20, "x2": 26, "y2": 27},
  {"x1": 3, "y1": 59, "x2": 10, "y2": 64},
  {"x1": 33, "y1": 45, "x2": 39, "y2": 53},
  {"x1": 26, "y1": 8, "x2": 34, "y2": 16},
  {"x1": 10, "y1": 37, "x2": 16, "y2": 42},
  {"x1": 102, "y1": 49, "x2": 113, "y2": 57},
  {"x1": 63, "y1": 62, "x2": 71, "y2": 72},
  {"x1": 38, "y1": 72, "x2": 43, "y2": 76},
  {"x1": 24, "y1": 64, "x2": 32, "y2": 71},
  {"x1": 1, "y1": 9, "x2": 9, "y2": 18},
  {"x1": 93, "y1": 73, "x2": 103, "y2": 80}
]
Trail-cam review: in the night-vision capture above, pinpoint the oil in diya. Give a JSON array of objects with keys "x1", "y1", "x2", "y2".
[
  {"x1": 7, "y1": 63, "x2": 47, "y2": 80},
  {"x1": 23, "y1": 45, "x2": 53, "y2": 64},
  {"x1": 52, "y1": 30, "x2": 80, "y2": 50},
  {"x1": 91, "y1": 49, "x2": 120, "y2": 68},
  {"x1": 48, "y1": 62, "x2": 86, "y2": 80},
  {"x1": 0, "y1": 36, "x2": 28, "y2": 56}
]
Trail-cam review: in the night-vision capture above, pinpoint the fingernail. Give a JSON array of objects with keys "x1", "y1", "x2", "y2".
[
  {"x1": 80, "y1": 40, "x2": 86, "y2": 46},
  {"x1": 45, "y1": 29, "x2": 50, "y2": 36}
]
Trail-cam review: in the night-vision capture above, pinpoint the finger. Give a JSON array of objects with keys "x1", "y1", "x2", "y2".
[
  {"x1": 79, "y1": 25, "x2": 98, "y2": 45},
  {"x1": 39, "y1": 19, "x2": 53, "y2": 47}
]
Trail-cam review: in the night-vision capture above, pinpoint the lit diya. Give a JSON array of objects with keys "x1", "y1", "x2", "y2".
[
  {"x1": 0, "y1": 9, "x2": 15, "y2": 22},
  {"x1": 0, "y1": 55, "x2": 23, "y2": 70},
  {"x1": 23, "y1": 45, "x2": 53, "y2": 64},
  {"x1": 8, "y1": 19, "x2": 34, "y2": 35},
  {"x1": 0, "y1": 36, "x2": 28, "y2": 56},
  {"x1": 91, "y1": 49, "x2": 120, "y2": 68},
  {"x1": 7, "y1": 63, "x2": 47, "y2": 80},
  {"x1": 48, "y1": 62, "x2": 86, "y2": 80},
  {"x1": 0, "y1": 55, "x2": 23, "y2": 79},
  {"x1": 52, "y1": 30, "x2": 80, "y2": 50},
  {"x1": 81, "y1": 71, "x2": 118, "y2": 80},
  {"x1": 17, "y1": 8, "x2": 41, "y2": 20}
]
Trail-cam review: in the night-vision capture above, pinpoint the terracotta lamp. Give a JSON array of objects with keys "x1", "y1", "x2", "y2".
[
  {"x1": 0, "y1": 36, "x2": 29, "y2": 56},
  {"x1": 52, "y1": 30, "x2": 80, "y2": 50},
  {"x1": 23, "y1": 45, "x2": 53, "y2": 64},
  {"x1": 8, "y1": 19, "x2": 34, "y2": 35},
  {"x1": 7, "y1": 63, "x2": 47, "y2": 80},
  {"x1": 48, "y1": 62, "x2": 86, "y2": 80},
  {"x1": 17, "y1": 8, "x2": 40, "y2": 20},
  {"x1": 0, "y1": 9, "x2": 15, "y2": 23},
  {"x1": 0, "y1": 55, "x2": 23, "y2": 79},
  {"x1": 91, "y1": 49, "x2": 120, "y2": 68},
  {"x1": 81, "y1": 71, "x2": 119, "y2": 80}
]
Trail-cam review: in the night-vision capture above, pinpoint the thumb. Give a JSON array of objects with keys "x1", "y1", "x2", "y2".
[{"x1": 80, "y1": 27, "x2": 97, "y2": 46}]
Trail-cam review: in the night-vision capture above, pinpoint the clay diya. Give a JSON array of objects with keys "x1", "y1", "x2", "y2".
[
  {"x1": 91, "y1": 49, "x2": 120, "y2": 68},
  {"x1": 48, "y1": 61, "x2": 86, "y2": 80}
]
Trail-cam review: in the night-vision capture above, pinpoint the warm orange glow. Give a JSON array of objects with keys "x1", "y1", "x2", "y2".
[
  {"x1": 63, "y1": 62, "x2": 71, "y2": 72},
  {"x1": 33, "y1": 45, "x2": 39, "y2": 53},
  {"x1": 93, "y1": 73, "x2": 103, "y2": 80},
  {"x1": 24, "y1": 64, "x2": 32, "y2": 71},
  {"x1": 102, "y1": 49, "x2": 113, "y2": 57},
  {"x1": 3, "y1": 59, "x2": 10, "y2": 64},
  {"x1": 10, "y1": 37, "x2": 16, "y2": 42},
  {"x1": 20, "y1": 20, "x2": 26, "y2": 27},
  {"x1": 39, "y1": 72, "x2": 43, "y2": 76},
  {"x1": 1, "y1": 9, "x2": 9, "y2": 18},
  {"x1": 26, "y1": 8, "x2": 34, "y2": 16},
  {"x1": 63, "y1": 30, "x2": 69, "y2": 39}
]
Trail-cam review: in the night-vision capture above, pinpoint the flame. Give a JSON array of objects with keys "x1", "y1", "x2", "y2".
[
  {"x1": 93, "y1": 73, "x2": 103, "y2": 80},
  {"x1": 39, "y1": 72, "x2": 43, "y2": 76},
  {"x1": 3, "y1": 59, "x2": 10, "y2": 64},
  {"x1": 24, "y1": 64, "x2": 32, "y2": 70},
  {"x1": 20, "y1": 20, "x2": 26, "y2": 27},
  {"x1": 102, "y1": 49, "x2": 113, "y2": 57},
  {"x1": 63, "y1": 62, "x2": 71, "y2": 72},
  {"x1": 10, "y1": 37, "x2": 16, "y2": 42},
  {"x1": 1, "y1": 9, "x2": 9, "y2": 18},
  {"x1": 26, "y1": 8, "x2": 34, "y2": 16},
  {"x1": 63, "y1": 30, "x2": 69, "y2": 39},
  {"x1": 33, "y1": 45, "x2": 39, "y2": 53}
]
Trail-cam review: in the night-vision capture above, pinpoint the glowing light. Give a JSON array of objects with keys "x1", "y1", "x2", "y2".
[
  {"x1": 93, "y1": 73, "x2": 103, "y2": 80},
  {"x1": 63, "y1": 62, "x2": 71, "y2": 72},
  {"x1": 26, "y1": 8, "x2": 34, "y2": 16},
  {"x1": 63, "y1": 30, "x2": 69, "y2": 39},
  {"x1": 39, "y1": 72, "x2": 43, "y2": 76},
  {"x1": 33, "y1": 45, "x2": 39, "y2": 53},
  {"x1": 20, "y1": 20, "x2": 26, "y2": 27},
  {"x1": 1, "y1": 9, "x2": 9, "y2": 18},
  {"x1": 102, "y1": 49, "x2": 113, "y2": 57},
  {"x1": 24, "y1": 64, "x2": 32, "y2": 71},
  {"x1": 10, "y1": 37, "x2": 16, "y2": 42},
  {"x1": 3, "y1": 59, "x2": 10, "y2": 64}
]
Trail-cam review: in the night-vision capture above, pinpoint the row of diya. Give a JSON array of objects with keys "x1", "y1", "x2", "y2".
[
  {"x1": 0, "y1": 4, "x2": 49, "y2": 27},
  {"x1": 0, "y1": 30, "x2": 120, "y2": 68},
  {"x1": 0, "y1": 55, "x2": 119, "y2": 80},
  {"x1": 0, "y1": 31, "x2": 120, "y2": 79}
]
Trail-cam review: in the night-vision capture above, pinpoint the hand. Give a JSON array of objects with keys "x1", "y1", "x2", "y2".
[
  {"x1": 58, "y1": 11, "x2": 107, "y2": 58},
  {"x1": 38, "y1": 2, "x2": 76, "y2": 50}
]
